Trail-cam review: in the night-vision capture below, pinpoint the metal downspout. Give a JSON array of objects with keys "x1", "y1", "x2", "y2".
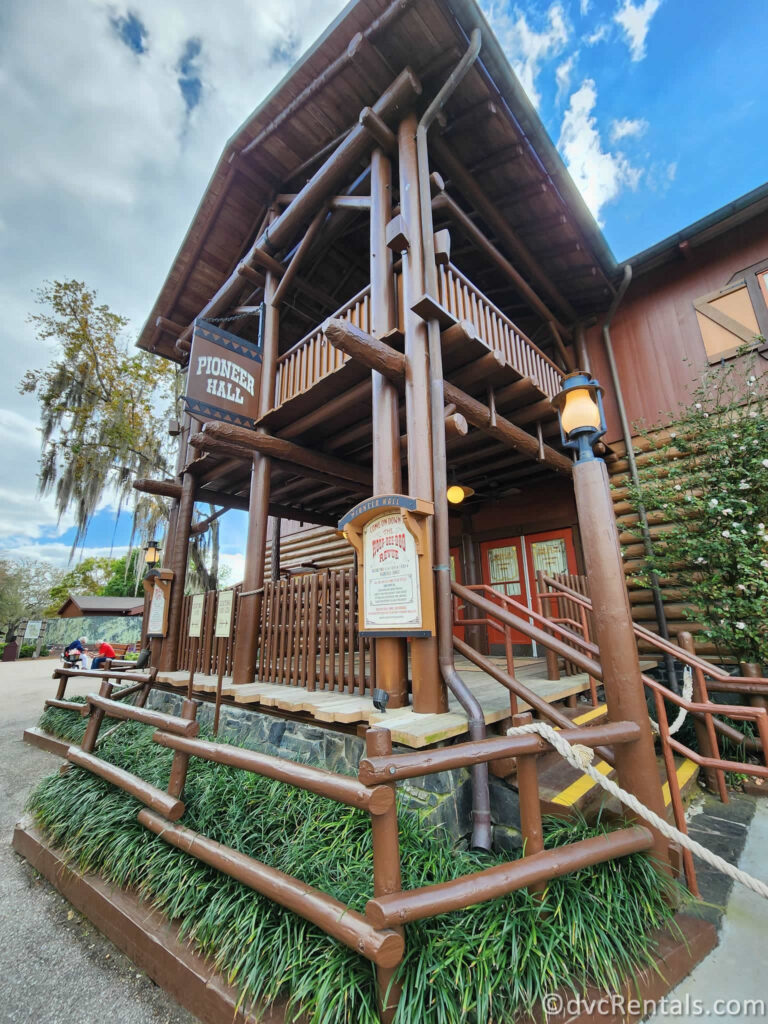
[
  {"x1": 416, "y1": 28, "x2": 492, "y2": 851},
  {"x1": 601, "y1": 265, "x2": 679, "y2": 692}
]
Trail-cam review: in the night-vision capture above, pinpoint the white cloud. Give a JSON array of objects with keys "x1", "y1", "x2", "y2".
[
  {"x1": 580, "y1": 0, "x2": 592, "y2": 14},
  {"x1": 482, "y1": 2, "x2": 570, "y2": 108},
  {"x1": 0, "y1": 542, "x2": 130, "y2": 568},
  {"x1": 220, "y1": 551, "x2": 245, "y2": 584},
  {"x1": 558, "y1": 79, "x2": 642, "y2": 224},
  {"x1": 610, "y1": 116, "x2": 648, "y2": 142},
  {"x1": 614, "y1": 0, "x2": 662, "y2": 61},
  {"x1": 0, "y1": 0, "x2": 347, "y2": 562},
  {"x1": 586, "y1": 23, "x2": 611, "y2": 45},
  {"x1": 555, "y1": 53, "x2": 578, "y2": 105}
]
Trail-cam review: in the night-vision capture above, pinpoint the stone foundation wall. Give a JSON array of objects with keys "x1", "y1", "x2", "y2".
[{"x1": 147, "y1": 691, "x2": 522, "y2": 850}]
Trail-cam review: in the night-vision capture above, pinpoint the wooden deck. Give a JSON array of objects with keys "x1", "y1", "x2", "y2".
[{"x1": 156, "y1": 656, "x2": 594, "y2": 748}]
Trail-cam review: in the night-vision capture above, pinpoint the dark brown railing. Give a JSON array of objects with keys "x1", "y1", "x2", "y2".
[
  {"x1": 257, "y1": 567, "x2": 372, "y2": 692},
  {"x1": 54, "y1": 680, "x2": 652, "y2": 1019}
]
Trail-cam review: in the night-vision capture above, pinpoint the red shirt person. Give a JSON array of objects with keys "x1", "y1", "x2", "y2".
[{"x1": 90, "y1": 640, "x2": 116, "y2": 671}]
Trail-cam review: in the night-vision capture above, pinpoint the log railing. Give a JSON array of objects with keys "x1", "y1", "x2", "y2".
[
  {"x1": 257, "y1": 568, "x2": 372, "y2": 692},
  {"x1": 438, "y1": 262, "x2": 564, "y2": 400},
  {"x1": 51, "y1": 680, "x2": 654, "y2": 1019},
  {"x1": 274, "y1": 284, "x2": 371, "y2": 407},
  {"x1": 452, "y1": 576, "x2": 768, "y2": 893}
]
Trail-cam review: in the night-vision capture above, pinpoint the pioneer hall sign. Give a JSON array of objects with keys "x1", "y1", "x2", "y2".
[{"x1": 183, "y1": 319, "x2": 262, "y2": 429}]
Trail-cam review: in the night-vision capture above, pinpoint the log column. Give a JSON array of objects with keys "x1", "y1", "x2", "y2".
[
  {"x1": 397, "y1": 114, "x2": 446, "y2": 713},
  {"x1": 232, "y1": 259, "x2": 280, "y2": 685},
  {"x1": 459, "y1": 517, "x2": 487, "y2": 655},
  {"x1": 159, "y1": 471, "x2": 195, "y2": 670},
  {"x1": 370, "y1": 147, "x2": 408, "y2": 708}
]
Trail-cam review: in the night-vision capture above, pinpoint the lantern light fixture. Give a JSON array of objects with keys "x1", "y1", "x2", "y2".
[
  {"x1": 551, "y1": 371, "x2": 606, "y2": 462},
  {"x1": 144, "y1": 539, "x2": 161, "y2": 569},
  {"x1": 446, "y1": 483, "x2": 475, "y2": 505}
]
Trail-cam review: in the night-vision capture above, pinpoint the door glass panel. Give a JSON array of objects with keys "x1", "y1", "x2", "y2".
[
  {"x1": 530, "y1": 538, "x2": 568, "y2": 576},
  {"x1": 487, "y1": 545, "x2": 521, "y2": 596},
  {"x1": 449, "y1": 555, "x2": 456, "y2": 581}
]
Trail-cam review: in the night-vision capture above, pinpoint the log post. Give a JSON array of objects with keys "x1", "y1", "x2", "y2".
[
  {"x1": 397, "y1": 113, "x2": 445, "y2": 713},
  {"x1": 370, "y1": 147, "x2": 408, "y2": 708},
  {"x1": 232, "y1": 252, "x2": 280, "y2": 685},
  {"x1": 366, "y1": 729, "x2": 403, "y2": 1022},
  {"x1": 459, "y1": 521, "x2": 487, "y2": 655},
  {"x1": 167, "y1": 698, "x2": 199, "y2": 799},
  {"x1": 159, "y1": 472, "x2": 195, "y2": 671},
  {"x1": 573, "y1": 457, "x2": 670, "y2": 870},
  {"x1": 513, "y1": 711, "x2": 545, "y2": 895}
]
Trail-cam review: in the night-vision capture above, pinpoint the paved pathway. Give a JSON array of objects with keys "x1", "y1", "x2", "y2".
[{"x1": 0, "y1": 658, "x2": 197, "y2": 1024}]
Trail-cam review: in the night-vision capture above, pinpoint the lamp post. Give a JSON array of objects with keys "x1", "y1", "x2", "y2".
[
  {"x1": 143, "y1": 539, "x2": 161, "y2": 573},
  {"x1": 553, "y1": 372, "x2": 670, "y2": 870}
]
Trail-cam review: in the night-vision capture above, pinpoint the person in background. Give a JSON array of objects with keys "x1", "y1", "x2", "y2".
[
  {"x1": 64, "y1": 636, "x2": 89, "y2": 669},
  {"x1": 91, "y1": 639, "x2": 116, "y2": 671}
]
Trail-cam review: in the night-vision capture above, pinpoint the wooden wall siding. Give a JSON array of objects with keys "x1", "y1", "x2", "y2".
[
  {"x1": 257, "y1": 568, "x2": 372, "y2": 692},
  {"x1": 607, "y1": 437, "x2": 720, "y2": 656},
  {"x1": 264, "y1": 524, "x2": 355, "y2": 583},
  {"x1": 586, "y1": 211, "x2": 768, "y2": 444},
  {"x1": 439, "y1": 263, "x2": 564, "y2": 400},
  {"x1": 274, "y1": 285, "x2": 372, "y2": 407}
]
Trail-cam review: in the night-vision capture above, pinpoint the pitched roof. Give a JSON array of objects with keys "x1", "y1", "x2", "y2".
[
  {"x1": 137, "y1": 0, "x2": 618, "y2": 363},
  {"x1": 57, "y1": 595, "x2": 144, "y2": 618}
]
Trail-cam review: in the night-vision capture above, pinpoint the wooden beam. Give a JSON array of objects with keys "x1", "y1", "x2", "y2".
[
  {"x1": 191, "y1": 422, "x2": 372, "y2": 487},
  {"x1": 430, "y1": 137, "x2": 578, "y2": 325},
  {"x1": 359, "y1": 106, "x2": 397, "y2": 153},
  {"x1": 432, "y1": 193, "x2": 571, "y2": 338},
  {"x1": 271, "y1": 204, "x2": 329, "y2": 308},
  {"x1": 322, "y1": 318, "x2": 572, "y2": 476}
]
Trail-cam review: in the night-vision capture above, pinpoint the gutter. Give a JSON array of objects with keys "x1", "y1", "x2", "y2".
[
  {"x1": 601, "y1": 265, "x2": 679, "y2": 692},
  {"x1": 416, "y1": 28, "x2": 493, "y2": 852}
]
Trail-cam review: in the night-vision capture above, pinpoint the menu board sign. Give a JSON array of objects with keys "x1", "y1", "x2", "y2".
[
  {"x1": 188, "y1": 594, "x2": 205, "y2": 638},
  {"x1": 215, "y1": 590, "x2": 235, "y2": 638},
  {"x1": 147, "y1": 582, "x2": 168, "y2": 637},
  {"x1": 363, "y1": 511, "x2": 422, "y2": 632}
]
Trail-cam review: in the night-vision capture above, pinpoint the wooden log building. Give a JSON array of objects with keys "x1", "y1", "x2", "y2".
[{"x1": 134, "y1": 0, "x2": 767, "y2": 719}]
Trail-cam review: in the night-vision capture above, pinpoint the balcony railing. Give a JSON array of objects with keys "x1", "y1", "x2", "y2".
[
  {"x1": 275, "y1": 284, "x2": 371, "y2": 407},
  {"x1": 272, "y1": 264, "x2": 563, "y2": 409},
  {"x1": 438, "y1": 263, "x2": 564, "y2": 401}
]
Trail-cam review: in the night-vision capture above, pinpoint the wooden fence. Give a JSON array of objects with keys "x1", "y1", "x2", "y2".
[
  {"x1": 176, "y1": 571, "x2": 372, "y2": 692},
  {"x1": 258, "y1": 568, "x2": 372, "y2": 692}
]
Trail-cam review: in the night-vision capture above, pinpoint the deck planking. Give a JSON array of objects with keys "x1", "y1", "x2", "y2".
[{"x1": 156, "y1": 656, "x2": 595, "y2": 747}]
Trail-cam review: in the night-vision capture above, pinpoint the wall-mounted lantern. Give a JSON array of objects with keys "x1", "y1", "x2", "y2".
[{"x1": 551, "y1": 371, "x2": 607, "y2": 462}]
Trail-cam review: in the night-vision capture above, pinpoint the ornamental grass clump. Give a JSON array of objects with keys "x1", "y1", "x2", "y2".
[
  {"x1": 30, "y1": 707, "x2": 684, "y2": 1024},
  {"x1": 625, "y1": 352, "x2": 768, "y2": 666}
]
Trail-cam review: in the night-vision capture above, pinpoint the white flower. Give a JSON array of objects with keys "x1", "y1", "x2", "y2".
[
  {"x1": 674, "y1": 484, "x2": 682, "y2": 491},
  {"x1": 722, "y1": 508, "x2": 733, "y2": 515},
  {"x1": 737, "y1": 584, "x2": 747, "y2": 591},
  {"x1": 748, "y1": 375, "x2": 756, "y2": 384},
  {"x1": 722, "y1": 530, "x2": 731, "y2": 538},
  {"x1": 695, "y1": 403, "x2": 702, "y2": 409},
  {"x1": 695, "y1": 557, "x2": 707, "y2": 564},
  {"x1": 761, "y1": 559, "x2": 768, "y2": 569},
  {"x1": 709, "y1": 498, "x2": 718, "y2": 507},
  {"x1": 762, "y1": 460, "x2": 768, "y2": 469},
  {"x1": 739, "y1": 481, "x2": 750, "y2": 490},
  {"x1": 703, "y1": 413, "x2": 709, "y2": 418},
  {"x1": 735, "y1": 622, "x2": 747, "y2": 630}
]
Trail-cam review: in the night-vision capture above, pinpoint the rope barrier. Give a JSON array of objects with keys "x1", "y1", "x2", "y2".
[
  {"x1": 506, "y1": 719, "x2": 768, "y2": 901},
  {"x1": 649, "y1": 665, "x2": 693, "y2": 737}
]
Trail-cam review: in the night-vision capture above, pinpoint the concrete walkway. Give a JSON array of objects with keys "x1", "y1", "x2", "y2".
[
  {"x1": 0, "y1": 658, "x2": 197, "y2": 1024},
  {"x1": 648, "y1": 797, "x2": 768, "y2": 1022}
]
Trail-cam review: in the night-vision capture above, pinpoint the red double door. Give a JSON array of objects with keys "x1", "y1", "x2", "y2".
[{"x1": 452, "y1": 528, "x2": 578, "y2": 647}]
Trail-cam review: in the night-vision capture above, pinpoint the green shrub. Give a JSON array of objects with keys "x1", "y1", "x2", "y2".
[{"x1": 30, "y1": 708, "x2": 686, "y2": 1024}]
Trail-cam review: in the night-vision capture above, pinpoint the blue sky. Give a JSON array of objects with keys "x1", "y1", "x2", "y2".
[{"x1": 1, "y1": 0, "x2": 766, "y2": 578}]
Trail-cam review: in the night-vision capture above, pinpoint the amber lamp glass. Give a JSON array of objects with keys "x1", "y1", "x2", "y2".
[
  {"x1": 144, "y1": 540, "x2": 161, "y2": 568},
  {"x1": 447, "y1": 484, "x2": 475, "y2": 504},
  {"x1": 551, "y1": 371, "x2": 606, "y2": 462}
]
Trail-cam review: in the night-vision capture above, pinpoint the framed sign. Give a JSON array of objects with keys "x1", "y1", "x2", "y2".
[
  {"x1": 215, "y1": 589, "x2": 235, "y2": 638},
  {"x1": 23, "y1": 620, "x2": 42, "y2": 641},
  {"x1": 143, "y1": 569, "x2": 173, "y2": 638},
  {"x1": 183, "y1": 318, "x2": 262, "y2": 429},
  {"x1": 188, "y1": 594, "x2": 205, "y2": 638},
  {"x1": 339, "y1": 495, "x2": 436, "y2": 637}
]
